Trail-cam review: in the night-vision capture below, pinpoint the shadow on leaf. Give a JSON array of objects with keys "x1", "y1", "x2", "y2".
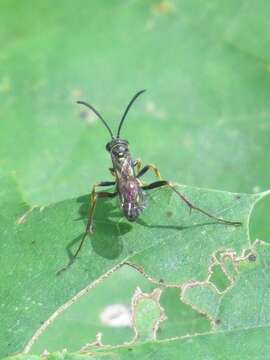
[
  {"x1": 58, "y1": 193, "x2": 239, "y2": 275},
  {"x1": 60, "y1": 194, "x2": 133, "y2": 273}
]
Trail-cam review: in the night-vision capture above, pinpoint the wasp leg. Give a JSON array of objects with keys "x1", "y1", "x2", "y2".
[
  {"x1": 134, "y1": 159, "x2": 142, "y2": 175},
  {"x1": 57, "y1": 181, "x2": 117, "y2": 274},
  {"x1": 75, "y1": 186, "x2": 117, "y2": 258},
  {"x1": 142, "y1": 180, "x2": 241, "y2": 226},
  {"x1": 109, "y1": 168, "x2": 116, "y2": 177},
  {"x1": 136, "y1": 164, "x2": 162, "y2": 179}
]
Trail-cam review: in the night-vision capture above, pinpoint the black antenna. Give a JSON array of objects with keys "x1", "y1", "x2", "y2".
[
  {"x1": 77, "y1": 101, "x2": 114, "y2": 139},
  {"x1": 117, "y1": 89, "x2": 146, "y2": 138}
]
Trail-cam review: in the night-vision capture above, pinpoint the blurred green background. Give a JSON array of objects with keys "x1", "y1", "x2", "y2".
[{"x1": 0, "y1": 0, "x2": 269, "y2": 354}]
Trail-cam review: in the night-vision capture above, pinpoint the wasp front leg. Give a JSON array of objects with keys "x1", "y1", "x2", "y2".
[
  {"x1": 58, "y1": 181, "x2": 116, "y2": 274},
  {"x1": 133, "y1": 159, "x2": 142, "y2": 175},
  {"x1": 109, "y1": 168, "x2": 116, "y2": 177},
  {"x1": 84, "y1": 181, "x2": 116, "y2": 234},
  {"x1": 142, "y1": 180, "x2": 241, "y2": 226}
]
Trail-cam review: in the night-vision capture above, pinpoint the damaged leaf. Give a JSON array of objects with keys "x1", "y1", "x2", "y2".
[
  {"x1": 6, "y1": 242, "x2": 270, "y2": 360},
  {"x1": 0, "y1": 173, "x2": 265, "y2": 357},
  {"x1": 182, "y1": 240, "x2": 270, "y2": 330},
  {"x1": 131, "y1": 288, "x2": 165, "y2": 342}
]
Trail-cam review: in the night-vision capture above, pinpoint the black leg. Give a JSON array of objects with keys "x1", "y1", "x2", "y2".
[
  {"x1": 73, "y1": 190, "x2": 117, "y2": 259},
  {"x1": 136, "y1": 164, "x2": 161, "y2": 179},
  {"x1": 142, "y1": 180, "x2": 241, "y2": 226},
  {"x1": 95, "y1": 181, "x2": 116, "y2": 187},
  {"x1": 109, "y1": 168, "x2": 116, "y2": 177},
  {"x1": 57, "y1": 181, "x2": 117, "y2": 274}
]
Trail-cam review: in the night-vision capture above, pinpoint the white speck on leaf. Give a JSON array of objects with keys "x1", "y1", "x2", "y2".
[
  {"x1": 100, "y1": 304, "x2": 132, "y2": 327},
  {"x1": 252, "y1": 185, "x2": 261, "y2": 193}
]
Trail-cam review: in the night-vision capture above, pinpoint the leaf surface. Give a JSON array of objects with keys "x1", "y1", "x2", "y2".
[{"x1": 0, "y1": 173, "x2": 262, "y2": 357}]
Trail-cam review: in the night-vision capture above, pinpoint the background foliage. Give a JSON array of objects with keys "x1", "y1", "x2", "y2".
[{"x1": 0, "y1": 0, "x2": 269, "y2": 359}]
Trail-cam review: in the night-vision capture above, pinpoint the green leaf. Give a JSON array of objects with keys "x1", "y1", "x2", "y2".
[
  {"x1": 32, "y1": 269, "x2": 210, "y2": 353},
  {"x1": 181, "y1": 241, "x2": 270, "y2": 329},
  {"x1": 5, "y1": 326, "x2": 270, "y2": 360},
  {"x1": 0, "y1": 172, "x2": 264, "y2": 357},
  {"x1": 1, "y1": 0, "x2": 270, "y2": 358},
  {"x1": 6, "y1": 242, "x2": 270, "y2": 360},
  {"x1": 31, "y1": 266, "x2": 156, "y2": 353}
]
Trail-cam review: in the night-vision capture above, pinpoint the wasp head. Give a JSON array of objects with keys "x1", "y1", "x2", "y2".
[{"x1": 106, "y1": 139, "x2": 129, "y2": 159}]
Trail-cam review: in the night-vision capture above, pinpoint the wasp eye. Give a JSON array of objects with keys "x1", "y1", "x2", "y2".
[{"x1": 106, "y1": 142, "x2": 111, "y2": 152}]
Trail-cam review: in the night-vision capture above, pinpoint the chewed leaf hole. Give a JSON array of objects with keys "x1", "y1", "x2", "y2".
[{"x1": 209, "y1": 263, "x2": 232, "y2": 293}]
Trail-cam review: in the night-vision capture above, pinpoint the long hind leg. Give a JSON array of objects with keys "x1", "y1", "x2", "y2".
[{"x1": 142, "y1": 180, "x2": 241, "y2": 226}]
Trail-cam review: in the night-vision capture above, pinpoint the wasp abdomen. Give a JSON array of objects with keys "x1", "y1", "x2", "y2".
[{"x1": 119, "y1": 179, "x2": 144, "y2": 222}]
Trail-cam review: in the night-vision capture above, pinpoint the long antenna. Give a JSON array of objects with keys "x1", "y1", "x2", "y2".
[
  {"x1": 77, "y1": 101, "x2": 114, "y2": 139},
  {"x1": 117, "y1": 89, "x2": 146, "y2": 138}
]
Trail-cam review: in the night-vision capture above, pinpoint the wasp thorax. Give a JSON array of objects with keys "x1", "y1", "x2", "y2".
[{"x1": 106, "y1": 139, "x2": 129, "y2": 157}]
